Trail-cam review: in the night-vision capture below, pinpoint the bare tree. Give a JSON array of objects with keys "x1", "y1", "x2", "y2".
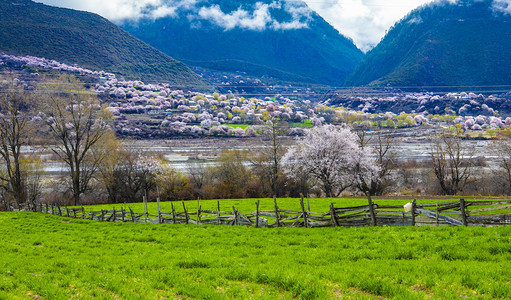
[
  {"x1": 0, "y1": 76, "x2": 33, "y2": 204},
  {"x1": 430, "y1": 126, "x2": 473, "y2": 195},
  {"x1": 98, "y1": 150, "x2": 158, "y2": 204},
  {"x1": 491, "y1": 135, "x2": 511, "y2": 194},
  {"x1": 186, "y1": 161, "x2": 210, "y2": 199},
  {"x1": 211, "y1": 150, "x2": 252, "y2": 199},
  {"x1": 94, "y1": 133, "x2": 124, "y2": 203},
  {"x1": 354, "y1": 128, "x2": 395, "y2": 196},
  {"x1": 155, "y1": 164, "x2": 191, "y2": 201},
  {"x1": 250, "y1": 118, "x2": 287, "y2": 197},
  {"x1": 42, "y1": 77, "x2": 112, "y2": 205}
]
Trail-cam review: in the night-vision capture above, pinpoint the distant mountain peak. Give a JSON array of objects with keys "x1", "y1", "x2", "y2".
[
  {"x1": 345, "y1": 0, "x2": 511, "y2": 88},
  {"x1": 120, "y1": 0, "x2": 363, "y2": 86}
]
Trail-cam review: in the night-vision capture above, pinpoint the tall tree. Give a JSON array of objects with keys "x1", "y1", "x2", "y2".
[
  {"x1": 98, "y1": 150, "x2": 158, "y2": 204},
  {"x1": 0, "y1": 76, "x2": 32, "y2": 204},
  {"x1": 251, "y1": 118, "x2": 287, "y2": 197},
  {"x1": 354, "y1": 128, "x2": 395, "y2": 196},
  {"x1": 42, "y1": 76, "x2": 112, "y2": 205},
  {"x1": 490, "y1": 132, "x2": 511, "y2": 194},
  {"x1": 430, "y1": 125, "x2": 473, "y2": 195}
]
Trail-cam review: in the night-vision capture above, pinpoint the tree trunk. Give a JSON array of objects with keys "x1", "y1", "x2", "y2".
[{"x1": 72, "y1": 170, "x2": 80, "y2": 205}]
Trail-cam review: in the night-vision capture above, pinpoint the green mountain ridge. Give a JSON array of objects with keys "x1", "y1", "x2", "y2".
[
  {"x1": 0, "y1": 0, "x2": 208, "y2": 88},
  {"x1": 120, "y1": 0, "x2": 364, "y2": 86},
  {"x1": 345, "y1": 0, "x2": 511, "y2": 88}
]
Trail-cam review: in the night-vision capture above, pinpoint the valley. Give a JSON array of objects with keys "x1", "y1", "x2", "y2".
[{"x1": 3, "y1": 1, "x2": 511, "y2": 300}]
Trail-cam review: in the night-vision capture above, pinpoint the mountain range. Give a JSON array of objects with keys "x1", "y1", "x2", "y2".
[
  {"x1": 119, "y1": 0, "x2": 364, "y2": 86},
  {"x1": 3, "y1": 0, "x2": 511, "y2": 89},
  {"x1": 346, "y1": 0, "x2": 511, "y2": 87},
  {"x1": 0, "y1": 0, "x2": 207, "y2": 87}
]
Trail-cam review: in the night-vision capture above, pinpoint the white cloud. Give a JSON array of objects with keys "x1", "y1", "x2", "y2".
[
  {"x1": 196, "y1": 2, "x2": 311, "y2": 31},
  {"x1": 37, "y1": 0, "x2": 312, "y2": 29},
  {"x1": 303, "y1": 0, "x2": 435, "y2": 52},
  {"x1": 198, "y1": 3, "x2": 272, "y2": 31},
  {"x1": 36, "y1": 0, "x2": 167, "y2": 21},
  {"x1": 37, "y1": 0, "x2": 480, "y2": 51},
  {"x1": 150, "y1": 6, "x2": 178, "y2": 19},
  {"x1": 492, "y1": 0, "x2": 511, "y2": 14}
]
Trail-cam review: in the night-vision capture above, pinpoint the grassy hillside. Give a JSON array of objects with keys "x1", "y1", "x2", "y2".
[
  {"x1": 0, "y1": 0, "x2": 208, "y2": 88},
  {"x1": 1, "y1": 211, "x2": 511, "y2": 298},
  {"x1": 120, "y1": 0, "x2": 363, "y2": 86},
  {"x1": 345, "y1": 0, "x2": 511, "y2": 87}
]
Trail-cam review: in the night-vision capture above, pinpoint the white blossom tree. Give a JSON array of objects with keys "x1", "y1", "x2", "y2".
[{"x1": 283, "y1": 125, "x2": 379, "y2": 198}]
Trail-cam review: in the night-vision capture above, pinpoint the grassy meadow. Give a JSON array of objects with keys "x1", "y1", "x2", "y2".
[{"x1": 1, "y1": 205, "x2": 511, "y2": 299}]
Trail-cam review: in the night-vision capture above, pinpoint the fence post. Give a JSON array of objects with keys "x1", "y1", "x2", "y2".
[
  {"x1": 232, "y1": 206, "x2": 238, "y2": 226},
  {"x1": 274, "y1": 196, "x2": 280, "y2": 227},
  {"x1": 460, "y1": 198, "x2": 468, "y2": 226},
  {"x1": 411, "y1": 199, "x2": 416, "y2": 226},
  {"x1": 129, "y1": 207, "x2": 135, "y2": 223},
  {"x1": 81, "y1": 207, "x2": 85, "y2": 219},
  {"x1": 367, "y1": 195, "x2": 377, "y2": 226},
  {"x1": 256, "y1": 200, "x2": 260, "y2": 228},
  {"x1": 196, "y1": 198, "x2": 200, "y2": 225},
  {"x1": 113, "y1": 207, "x2": 116, "y2": 222},
  {"x1": 171, "y1": 202, "x2": 176, "y2": 224},
  {"x1": 300, "y1": 197, "x2": 308, "y2": 228},
  {"x1": 157, "y1": 186, "x2": 161, "y2": 224},
  {"x1": 436, "y1": 201, "x2": 439, "y2": 226},
  {"x1": 182, "y1": 202, "x2": 189, "y2": 225},
  {"x1": 143, "y1": 195, "x2": 148, "y2": 223},
  {"x1": 330, "y1": 203, "x2": 338, "y2": 227},
  {"x1": 217, "y1": 201, "x2": 221, "y2": 225}
]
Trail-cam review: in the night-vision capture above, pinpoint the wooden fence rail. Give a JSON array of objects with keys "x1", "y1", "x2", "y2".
[{"x1": 6, "y1": 198, "x2": 511, "y2": 228}]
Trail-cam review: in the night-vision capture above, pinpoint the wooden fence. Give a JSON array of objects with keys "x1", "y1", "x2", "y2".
[{"x1": 7, "y1": 198, "x2": 511, "y2": 228}]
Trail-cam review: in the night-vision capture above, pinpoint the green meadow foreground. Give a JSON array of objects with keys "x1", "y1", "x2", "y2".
[{"x1": 2, "y1": 209, "x2": 511, "y2": 299}]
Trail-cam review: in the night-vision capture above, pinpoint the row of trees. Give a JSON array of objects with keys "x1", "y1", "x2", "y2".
[
  {"x1": 3, "y1": 73, "x2": 511, "y2": 207},
  {"x1": 0, "y1": 74, "x2": 113, "y2": 206}
]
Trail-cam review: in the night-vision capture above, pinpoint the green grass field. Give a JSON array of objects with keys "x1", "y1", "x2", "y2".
[
  {"x1": 2, "y1": 209, "x2": 511, "y2": 299},
  {"x1": 224, "y1": 124, "x2": 250, "y2": 130}
]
